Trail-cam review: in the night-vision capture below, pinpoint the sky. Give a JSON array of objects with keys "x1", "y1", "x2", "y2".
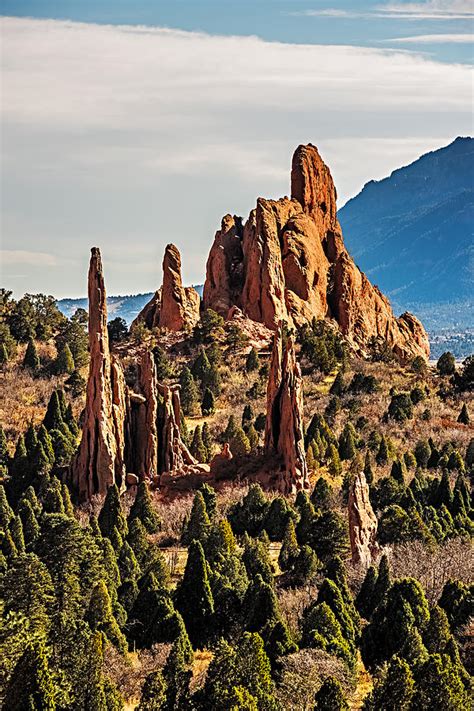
[{"x1": 1, "y1": 1, "x2": 473, "y2": 298}]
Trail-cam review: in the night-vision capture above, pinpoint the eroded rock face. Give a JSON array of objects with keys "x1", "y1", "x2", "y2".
[
  {"x1": 71, "y1": 248, "x2": 127, "y2": 501},
  {"x1": 264, "y1": 330, "x2": 308, "y2": 494},
  {"x1": 203, "y1": 144, "x2": 429, "y2": 361},
  {"x1": 157, "y1": 382, "x2": 196, "y2": 474},
  {"x1": 348, "y1": 471, "x2": 379, "y2": 568},
  {"x1": 134, "y1": 244, "x2": 200, "y2": 332}
]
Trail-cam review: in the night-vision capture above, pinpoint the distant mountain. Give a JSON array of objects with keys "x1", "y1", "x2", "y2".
[
  {"x1": 58, "y1": 285, "x2": 204, "y2": 325},
  {"x1": 338, "y1": 137, "x2": 474, "y2": 306}
]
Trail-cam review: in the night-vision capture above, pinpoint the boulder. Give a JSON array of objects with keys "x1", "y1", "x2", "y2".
[
  {"x1": 203, "y1": 144, "x2": 429, "y2": 362},
  {"x1": 348, "y1": 471, "x2": 379, "y2": 568}
]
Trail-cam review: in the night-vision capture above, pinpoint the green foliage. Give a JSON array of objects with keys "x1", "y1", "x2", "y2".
[
  {"x1": 191, "y1": 425, "x2": 208, "y2": 462},
  {"x1": 179, "y1": 366, "x2": 200, "y2": 416},
  {"x1": 86, "y1": 580, "x2": 127, "y2": 653},
  {"x1": 412, "y1": 653, "x2": 471, "y2": 710},
  {"x1": 193, "y1": 309, "x2": 225, "y2": 344},
  {"x1": 0, "y1": 343, "x2": 8, "y2": 366},
  {"x1": 201, "y1": 387, "x2": 215, "y2": 416},
  {"x1": 6, "y1": 642, "x2": 57, "y2": 711},
  {"x1": 246, "y1": 347, "x2": 260, "y2": 372},
  {"x1": 338, "y1": 424, "x2": 356, "y2": 461},
  {"x1": 279, "y1": 518, "x2": 300, "y2": 575},
  {"x1": 242, "y1": 535, "x2": 274, "y2": 585},
  {"x1": 364, "y1": 656, "x2": 414, "y2": 711},
  {"x1": 129, "y1": 482, "x2": 161, "y2": 534},
  {"x1": 54, "y1": 342, "x2": 75, "y2": 375},
  {"x1": 229, "y1": 484, "x2": 269, "y2": 536},
  {"x1": 199, "y1": 482, "x2": 217, "y2": 520},
  {"x1": 107, "y1": 316, "x2": 128, "y2": 343},
  {"x1": 152, "y1": 345, "x2": 173, "y2": 380},
  {"x1": 65, "y1": 369, "x2": 86, "y2": 397},
  {"x1": 138, "y1": 670, "x2": 167, "y2": 710},
  {"x1": 263, "y1": 496, "x2": 296, "y2": 541},
  {"x1": 388, "y1": 393, "x2": 413, "y2": 422},
  {"x1": 437, "y1": 351, "x2": 455, "y2": 375},
  {"x1": 182, "y1": 491, "x2": 211, "y2": 545},
  {"x1": 98, "y1": 485, "x2": 128, "y2": 542},
  {"x1": 314, "y1": 676, "x2": 349, "y2": 710},
  {"x1": 457, "y1": 403, "x2": 470, "y2": 424},
  {"x1": 327, "y1": 444, "x2": 342, "y2": 477},
  {"x1": 23, "y1": 338, "x2": 40, "y2": 372},
  {"x1": 176, "y1": 540, "x2": 214, "y2": 647},
  {"x1": 439, "y1": 579, "x2": 474, "y2": 632}
]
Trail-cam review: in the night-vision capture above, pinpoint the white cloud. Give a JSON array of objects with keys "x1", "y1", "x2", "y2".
[
  {"x1": 383, "y1": 33, "x2": 474, "y2": 42},
  {"x1": 1, "y1": 17, "x2": 472, "y2": 297},
  {"x1": 1, "y1": 250, "x2": 59, "y2": 266},
  {"x1": 294, "y1": 1, "x2": 474, "y2": 19}
]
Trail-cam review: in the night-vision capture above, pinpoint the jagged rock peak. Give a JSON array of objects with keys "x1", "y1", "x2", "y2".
[
  {"x1": 203, "y1": 143, "x2": 429, "y2": 362},
  {"x1": 71, "y1": 247, "x2": 126, "y2": 501},
  {"x1": 264, "y1": 328, "x2": 308, "y2": 494},
  {"x1": 134, "y1": 243, "x2": 200, "y2": 331},
  {"x1": 348, "y1": 471, "x2": 379, "y2": 568}
]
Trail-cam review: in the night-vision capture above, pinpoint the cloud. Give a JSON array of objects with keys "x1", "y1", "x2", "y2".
[
  {"x1": 293, "y1": 1, "x2": 474, "y2": 19},
  {"x1": 1, "y1": 250, "x2": 59, "y2": 267},
  {"x1": 1, "y1": 17, "x2": 472, "y2": 297},
  {"x1": 383, "y1": 33, "x2": 474, "y2": 42}
]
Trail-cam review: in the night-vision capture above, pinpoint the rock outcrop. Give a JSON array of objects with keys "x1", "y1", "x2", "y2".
[
  {"x1": 71, "y1": 248, "x2": 127, "y2": 501},
  {"x1": 134, "y1": 244, "x2": 200, "y2": 331},
  {"x1": 348, "y1": 471, "x2": 379, "y2": 568},
  {"x1": 203, "y1": 144, "x2": 429, "y2": 362},
  {"x1": 264, "y1": 329, "x2": 308, "y2": 494}
]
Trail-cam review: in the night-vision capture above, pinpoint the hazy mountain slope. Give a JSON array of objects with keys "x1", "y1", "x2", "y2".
[{"x1": 338, "y1": 136, "x2": 474, "y2": 304}]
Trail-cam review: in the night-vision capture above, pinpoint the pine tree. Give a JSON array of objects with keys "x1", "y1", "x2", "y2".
[
  {"x1": 163, "y1": 632, "x2": 193, "y2": 709},
  {"x1": 65, "y1": 369, "x2": 86, "y2": 397},
  {"x1": 23, "y1": 338, "x2": 40, "y2": 372},
  {"x1": 356, "y1": 565, "x2": 377, "y2": 619},
  {"x1": 0, "y1": 483, "x2": 14, "y2": 528},
  {"x1": 176, "y1": 539, "x2": 214, "y2": 647},
  {"x1": 246, "y1": 347, "x2": 260, "y2": 372},
  {"x1": 0, "y1": 342, "x2": 8, "y2": 366},
  {"x1": 376, "y1": 436, "x2": 389, "y2": 465},
  {"x1": 364, "y1": 656, "x2": 414, "y2": 711},
  {"x1": 390, "y1": 458, "x2": 406, "y2": 484},
  {"x1": 363, "y1": 451, "x2": 374, "y2": 485},
  {"x1": 43, "y1": 391, "x2": 64, "y2": 431},
  {"x1": 86, "y1": 580, "x2": 127, "y2": 653},
  {"x1": 191, "y1": 347, "x2": 211, "y2": 381},
  {"x1": 413, "y1": 653, "x2": 470, "y2": 710},
  {"x1": 223, "y1": 414, "x2": 238, "y2": 443},
  {"x1": 129, "y1": 481, "x2": 161, "y2": 533},
  {"x1": 118, "y1": 541, "x2": 141, "y2": 582},
  {"x1": 98, "y1": 484, "x2": 128, "y2": 541},
  {"x1": 311, "y1": 477, "x2": 333, "y2": 510},
  {"x1": 457, "y1": 403, "x2": 470, "y2": 425},
  {"x1": 182, "y1": 491, "x2": 210, "y2": 545},
  {"x1": 42, "y1": 476, "x2": 65, "y2": 514},
  {"x1": 327, "y1": 444, "x2": 342, "y2": 477},
  {"x1": 414, "y1": 440, "x2": 431, "y2": 468},
  {"x1": 190, "y1": 425, "x2": 207, "y2": 462},
  {"x1": 18, "y1": 498, "x2": 40, "y2": 546},
  {"x1": 179, "y1": 366, "x2": 200, "y2": 416},
  {"x1": 9, "y1": 435, "x2": 29, "y2": 502},
  {"x1": 10, "y1": 515, "x2": 26, "y2": 554},
  {"x1": 199, "y1": 482, "x2": 217, "y2": 519},
  {"x1": 230, "y1": 426, "x2": 251, "y2": 456},
  {"x1": 314, "y1": 677, "x2": 349, "y2": 710},
  {"x1": 235, "y1": 632, "x2": 277, "y2": 710},
  {"x1": 201, "y1": 422, "x2": 213, "y2": 462},
  {"x1": 6, "y1": 642, "x2": 57, "y2": 710},
  {"x1": 38, "y1": 425, "x2": 55, "y2": 467},
  {"x1": 373, "y1": 554, "x2": 391, "y2": 610},
  {"x1": 247, "y1": 424, "x2": 259, "y2": 452},
  {"x1": 138, "y1": 670, "x2": 167, "y2": 710},
  {"x1": 436, "y1": 351, "x2": 455, "y2": 375},
  {"x1": 339, "y1": 424, "x2": 356, "y2": 460},
  {"x1": 25, "y1": 422, "x2": 38, "y2": 459},
  {"x1": 230, "y1": 484, "x2": 269, "y2": 537},
  {"x1": 0, "y1": 425, "x2": 9, "y2": 469},
  {"x1": 201, "y1": 387, "x2": 215, "y2": 416},
  {"x1": 55, "y1": 342, "x2": 75, "y2": 374}
]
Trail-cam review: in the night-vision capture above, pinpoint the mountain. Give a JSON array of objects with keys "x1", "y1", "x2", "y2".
[
  {"x1": 338, "y1": 137, "x2": 474, "y2": 306},
  {"x1": 58, "y1": 286, "x2": 204, "y2": 324}
]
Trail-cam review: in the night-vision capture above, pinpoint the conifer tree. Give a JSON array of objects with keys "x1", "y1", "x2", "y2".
[
  {"x1": 179, "y1": 366, "x2": 200, "y2": 416},
  {"x1": 25, "y1": 422, "x2": 38, "y2": 459},
  {"x1": 230, "y1": 425, "x2": 251, "y2": 456},
  {"x1": 86, "y1": 580, "x2": 127, "y2": 653},
  {"x1": 311, "y1": 477, "x2": 333, "y2": 510},
  {"x1": 235, "y1": 632, "x2": 278, "y2": 711},
  {"x1": 118, "y1": 541, "x2": 141, "y2": 582},
  {"x1": 98, "y1": 484, "x2": 128, "y2": 541},
  {"x1": 278, "y1": 519, "x2": 299, "y2": 571},
  {"x1": 38, "y1": 425, "x2": 55, "y2": 467},
  {"x1": 201, "y1": 422, "x2": 213, "y2": 461},
  {"x1": 138, "y1": 670, "x2": 167, "y2": 710},
  {"x1": 182, "y1": 490, "x2": 211, "y2": 545},
  {"x1": 327, "y1": 444, "x2": 342, "y2": 477},
  {"x1": 18, "y1": 498, "x2": 40, "y2": 546},
  {"x1": 390, "y1": 458, "x2": 406, "y2": 484},
  {"x1": 457, "y1": 403, "x2": 470, "y2": 425},
  {"x1": 190, "y1": 425, "x2": 207, "y2": 462},
  {"x1": 176, "y1": 540, "x2": 214, "y2": 647},
  {"x1": 10, "y1": 515, "x2": 26, "y2": 554},
  {"x1": 0, "y1": 425, "x2": 9, "y2": 469},
  {"x1": 23, "y1": 337, "x2": 40, "y2": 372},
  {"x1": 330, "y1": 371, "x2": 345, "y2": 396},
  {"x1": 363, "y1": 451, "x2": 374, "y2": 485},
  {"x1": 376, "y1": 436, "x2": 389, "y2": 465},
  {"x1": 223, "y1": 414, "x2": 238, "y2": 443},
  {"x1": 6, "y1": 642, "x2": 57, "y2": 711},
  {"x1": 43, "y1": 391, "x2": 64, "y2": 431},
  {"x1": 201, "y1": 387, "x2": 215, "y2": 416},
  {"x1": 245, "y1": 573, "x2": 281, "y2": 634},
  {"x1": 356, "y1": 565, "x2": 377, "y2": 619},
  {"x1": 412, "y1": 653, "x2": 470, "y2": 710},
  {"x1": 0, "y1": 342, "x2": 8, "y2": 366},
  {"x1": 364, "y1": 656, "x2": 414, "y2": 711},
  {"x1": 242, "y1": 535, "x2": 274, "y2": 585},
  {"x1": 55, "y1": 342, "x2": 75, "y2": 374},
  {"x1": 129, "y1": 481, "x2": 161, "y2": 534},
  {"x1": 163, "y1": 632, "x2": 193, "y2": 710},
  {"x1": 0, "y1": 483, "x2": 14, "y2": 528},
  {"x1": 65, "y1": 369, "x2": 86, "y2": 397},
  {"x1": 338, "y1": 424, "x2": 356, "y2": 460},
  {"x1": 191, "y1": 347, "x2": 211, "y2": 382},
  {"x1": 314, "y1": 677, "x2": 349, "y2": 711},
  {"x1": 246, "y1": 346, "x2": 260, "y2": 372},
  {"x1": 42, "y1": 476, "x2": 65, "y2": 514},
  {"x1": 199, "y1": 482, "x2": 217, "y2": 520},
  {"x1": 373, "y1": 554, "x2": 391, "y2": 610},
  {"x1": 290, "y1": 544, "x2": 319, "y2": 585}
]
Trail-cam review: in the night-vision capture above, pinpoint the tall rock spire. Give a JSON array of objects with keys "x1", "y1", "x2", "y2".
[
  {"x1": 265, "y1": 328, "x2": 308, "y2": 494},
  {"x1": 71, "y1": 248, "x2": 126, "y2": 501},
  {"x1": 348, "y1": 471, "x2": 379, "y2": 568}
]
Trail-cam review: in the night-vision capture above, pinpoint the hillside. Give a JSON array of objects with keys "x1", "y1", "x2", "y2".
[{"x1": 338, "y1": 137, "x2": 474, "y2": 306}]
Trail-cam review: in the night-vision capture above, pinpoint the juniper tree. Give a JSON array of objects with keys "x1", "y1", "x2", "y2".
[
  {"x1": 55, "y1": 342, "x2": 75, "y2": 374},
  {"x1": 182, "y1": 490, "x2": 211, "y2": 545},
  {"x1": 179, "y1": 366, "x2": 200, "y2": 416},
  {"x1": 363, "y1": 656, "x2": 414, "y2": 711},
  {"x1": 98, "y1": 484, "x2": 128, "y2": 541},
  {"x1": 0, "y1": 426, "x2": 8, "y2": 469},
  {"x1": 190, "y1": 425, "x2": 207, "y2": 462},
  {"x1": 311, "y1": 477, "x2": 333, "y2": 510},
  {"x1": 129, "y1": 481, "x2": 161, "y2": 534},
  {"x1": 43, "y1": 391, "x2": 64, "y2": 431},
  {"x1": 138, "y1": 670, "x2": 167, "y2": 710},
  {"x1": 86, "y1": 580, "x2": 127, "y2": 654},
  {"x1": 6, "y1": 642, "x2": 57, "y2": 711},
  {"x1": 17, "y1": 498, "x2": 40, "y2": 546},
  {"x1": 199, "y1": 482, "x2": 217, "y2": 520},
  {"x1": 118, "y1": 541, "x2": 140, "y2": 582},
  {"x1": 314, "y1": 677, "x2": 349, "y2": 711},
  {"x1": 246, "y1": 346, "x2": 260, "y2": 372},
  {"x1": 201, "y1": 387, "x2": 215, "y2": 416},
  {"x1": 175, "y1": 540, "x2": 214, "y2": 647},
  {"x1": 23, "y1": 338, "x2": 40, "y2": 372}
]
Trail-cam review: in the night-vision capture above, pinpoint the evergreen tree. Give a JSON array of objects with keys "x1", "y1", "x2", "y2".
[
  {"x1": 457, "y1": 403, "x2": 470, "y2": 424},
  {"x1": 55, "y1": 342, "x2": 75, "y2": 374},
  {"x1": 175, "y1": 540, "x2": 214, "y2": 647},
  {"x1": 38, "y1": 425, "x2": 55, "y2": 468},
  {"x1": 364, "y1": 656, "x2": 414, "y2": 711},
  {"x1": 246, "y1": 347, "x2": 260, "y2": 372},
  {"x1": 437, "y1": 352, "x2": 455, "y2": 375},
  {"x1": 163, "y1": 632, "x2": 193, "y2": 710},
  {"x1": 0, "y1": 483, "x2": 14, "y2": 528},
  {"x1": 390, "y1": 458, "x2": 406, "y2": 484},
  {"x1": 242, "y1": 535, "x2": 274, "y2": 585},
  {"x1": 229, "y1": 426, "x2": 251, "y2": 456},
  {"x1": 338, "y1": 424, "x2": 356, "y2": 461},
  {"x1": 98, "y1": 484, "x2": 128, "y2": 542},
  {"x1": 415, "y1": 440, "x2": 431, "y2": 468},
  {"x1": 199, "y1": 482, "x2": 217, "y2": 520},
  {"x1": 376, "y1": 436, "x2": 389, "y2": 465},
  {"x1": 413, "y1": 653, "x2": 470, "y2": 710},
  {"x1": 190, "y1": 425, "x2": 207, "y2": 462},
  {"x1": 356, "y1": 565, "x2": 377, "y2": 619},
  {"x1": 179, "y1": 367, "x2": 200, "y2": 416},
  {"x1": 247, "y1": 423, "x2": 259, "y2": 452},
  {"x1": 6, "y1": 642, "x2": 57, "y2": 711},
  {"x1": 18, "y1": 498, "x2": 40, "y2": 546},
  {"x1": 182, "y1": 491, "x2": 211, "y2": 545},
  {"x1": 9, "y1": 435, "x2": 29, "y2": 503},
  {"x1": 23, "y1": 338, "x2": 40, "y2": 372},
  {"x1": 65, "y1": 369, "x2": 86, "y2": 397},
  {"x1": 291, "y1": 545, "x2": 319, "y2": 586},
  {"x1": 191, "y1": 348, "x2": 211, "y2": 382},
  {"x1": 201, "y1": 387, "x2": 215, "y2": 416},
  {"x1": 0, "y1": 425, "x2": 9, "y2": 469},
  {"x1": 118, "y1": 541, "x2": 141, "y2": 582},
  {"x1": 86, "y1": 580, "x2": 127, "y2": 653},
  {"x1": 43, "y1": 391, "x2": 64, "y2": 431},
  {"x1": 10, "y1": 515, "x2": 25, "y2": 554},
  {"x1": 327, "y1": 444, "x2": 342, "y2": 477},
  {"x1": 264, "y1": 496, "x2": 295, "y2": 541},
  {"x1": 0, "y1": 342, "x2": 8, "y2": 366},
  {"x1": 363, "y1": 451, "x2": 374, "y2": 485},
  {"x1": 314, "y1": 677, "x2": 349, "y2": 711},
  {"x1": 235, "y1": 633, "x2": 278, "y2": 711},
  {"x1": 129, "y1": 481, "x2": 161, "y2": 534},
  {"x1": 138, "y1": 670, "x2": 167, "y2": 710},
  {"x1": 278, "y1": 519, "x2": 299, "y2": 571},
  {"x1": 229, "y1": 484, "x2": 269, "y2": 536},
  {"x1": 311, "y1": 510, "x2": 349, "y2": 561}
]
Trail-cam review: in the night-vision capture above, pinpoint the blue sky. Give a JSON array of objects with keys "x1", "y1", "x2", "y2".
[{"x1": 1, "y1": 2, "x2": 473, "y2": 297}]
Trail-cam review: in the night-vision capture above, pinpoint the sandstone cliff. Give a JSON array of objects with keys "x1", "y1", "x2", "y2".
[
  {"x1": 203, "y1": 144, "x2": 429, "y2": 362},
  {"x1": 134, "y1": 244, "x2": 200, "y2": 331}
]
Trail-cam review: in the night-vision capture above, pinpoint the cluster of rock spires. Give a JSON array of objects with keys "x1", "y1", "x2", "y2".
[
  {"x1": 203, "y1": 144, "x2": 429, "y2": 362},
  {"x1": 70, "y1": 248, "x2": 203, "y2": 501}
]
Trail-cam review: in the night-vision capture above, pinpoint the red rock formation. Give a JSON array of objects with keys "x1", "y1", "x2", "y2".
[
  {"x1": 264, "y1": 330, "x2": 308, "y2": 494},
  {"x1": 134, "y1": 350, "x2": 159, "y2": 480},
  {"x1": 71, "y1": 248, "x2": 126, "y2": 501},
  {"x1": 203, "y1": 144, "x2": 429, "y2": 362},
  {"x1": 348, "y1": 471, "x2": 379, "y2": 568},
  {"x1": 157, "y1": 382, "x2": 196, "y2": 475},
  {"x1": 134, "y1": 244, "x2": 200, "y2": 331}
]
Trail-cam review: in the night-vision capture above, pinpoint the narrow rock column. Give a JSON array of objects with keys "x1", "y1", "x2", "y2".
[
  {"x1": 157, "y1": 383, "x2": 196, "y2": 475},
  {"x1": 348, "y1": 471, "x2": 379, "y2": 568},
  {"x1": 264, "y1": 329, "x2": 308, "y2": 493},
  {"x1": 71, "y1": 248, "x2": 126, "y2": 501},
  {"x1": 135, "y1": 350, "x2": 159, "y2": 480}
]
